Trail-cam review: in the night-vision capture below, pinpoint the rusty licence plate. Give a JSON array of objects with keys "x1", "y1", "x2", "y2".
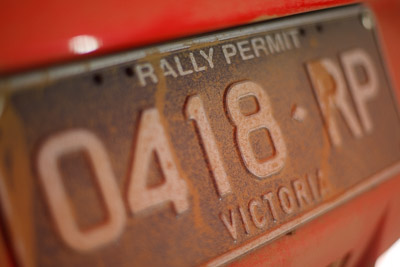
[{"x1": 1, "y1": 4, "x2": 400, "y2": 267}]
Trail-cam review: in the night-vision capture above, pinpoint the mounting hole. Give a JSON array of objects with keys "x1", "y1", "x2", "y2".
[
  {"x1": 316, "y1": 24, "x2": 323, "y2": 33},
  {"x1": 286, "y1": 230, "x2": 296, "y2": 236},
  {"x1": 125, "y1": 67, "x2": 134, "y2": 77},
  {"x1": 299, "y1": 28, "x2": 306, "y2": 36},
  {"x1": 93, "y1": 74, "x2": 103, "y2": 85}
]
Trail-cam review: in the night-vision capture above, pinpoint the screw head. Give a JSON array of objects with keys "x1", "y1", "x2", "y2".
[{"x1": 361, "y1": 10, "x2": 374, "y2": 30}]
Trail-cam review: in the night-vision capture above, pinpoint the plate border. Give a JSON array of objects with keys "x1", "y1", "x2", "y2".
[
  {"x1": 1, "y1": 4, "x2": 399, "y2": 267},
  {"x1": 206, "y1": 161, "x2": 400, "y2": 266},
  {"x1": 0, "y1": 4, "x2": 363, "y2": 93}
]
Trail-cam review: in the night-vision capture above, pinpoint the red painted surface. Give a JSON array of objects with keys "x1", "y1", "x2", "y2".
[
  {"x1": 231, "y1": 173, "x2": 400, "y2": 266},
  {"x1": 0, "y1": 0, "x2": 353, "y2": 74},
  {"x1": 232, "y1": 1, "x2": 400, "y2": 265},
  {"x1": 1, "y1": 0, "x2": 400, "y2": 266}
]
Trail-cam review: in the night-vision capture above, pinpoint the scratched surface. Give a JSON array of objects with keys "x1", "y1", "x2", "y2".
[{"x1": 1, "y1": 6, "x2": 400, "y2": 267}]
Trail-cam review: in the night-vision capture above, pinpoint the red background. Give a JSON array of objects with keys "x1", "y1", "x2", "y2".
[{"x1": 1, "y1": 0, "x2": 400, "y2": 266}]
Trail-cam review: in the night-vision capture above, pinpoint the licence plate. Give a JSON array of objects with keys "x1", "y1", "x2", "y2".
[{"x1": 1, "y1": 4, "x2": 400, "y2": 267}]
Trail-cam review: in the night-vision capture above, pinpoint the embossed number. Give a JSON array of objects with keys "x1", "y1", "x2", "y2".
[
  {"x1": 186, "y1": 95, "x2": 231, "y2": 197},
  {"x1": 37, "y1": 129, "x2": 126, "y2": 252},
  {"x1": 127, "y1": 108, "x2": 189, "y2": 214},
  {"x1": 225, "y1": 81, "x2": 287, "y2": 178}
]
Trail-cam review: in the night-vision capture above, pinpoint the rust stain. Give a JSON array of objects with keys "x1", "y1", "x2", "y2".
[
  {"x1": 1, "y1": 8, "x2": 399, "y2": 267},
  {"x1": 0, "y1": 100, "x2": 35, "y2": 267},
  {"x1": 250, "y1": 14, "x2": 278, "y2": 23}
]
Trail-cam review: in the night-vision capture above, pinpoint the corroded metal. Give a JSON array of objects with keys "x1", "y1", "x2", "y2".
[{"x1": 0, "y1": 5, "x2": 399, "y2": 267}]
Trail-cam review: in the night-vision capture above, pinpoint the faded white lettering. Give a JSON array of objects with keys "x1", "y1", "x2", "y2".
[
  {"x1": 174, "y1": 55, "x2": 193, "y2": 76},
  {"x1": 251, "y1": 37, "x2": 269, "y2": 57},
  {"x1": 222, "y1": 44, "x2": 237, "y2": 64},
  {"x1": 135, "y1": 63, "x2": 158, "y2": 86},
  {"x1": 160, "y1": 58, "x2": 178, "y2": 78},
  {"x1": 200, "y1": 48, "x2": 214, "y2": 68},
  {"x1": 189, "y1": 53, "x2": 206, "y2": 72},
  {"x1": 341, "y1": 48, "x2": 379, "y2": 133},
  {"x1": 220, "y1": 210, "x2": 237, "y2": 240},
  {"x1": 266, "y1": 33, "x2": 285, "y2": 54},
  {"x1": 237, "y1": 40, "x2": 254, "y2": 61}
]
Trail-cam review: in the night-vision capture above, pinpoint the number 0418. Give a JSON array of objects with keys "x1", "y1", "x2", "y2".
[{"x1": 36, "y1": 80, "x2": 286, "y2": 251}]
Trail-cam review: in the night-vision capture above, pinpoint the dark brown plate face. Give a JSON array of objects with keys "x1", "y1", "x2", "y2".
[{"x1": 1, "y1": 4, "x2": 400, "y2": 267}]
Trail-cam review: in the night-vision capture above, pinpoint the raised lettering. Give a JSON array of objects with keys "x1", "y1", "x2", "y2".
[
  {"x1": 287, "y1": 29, "x2": 301, "y2": 48},
  {"x1": 262, "y1": 191, "x2": 279, "y2": 222},
  {"x1": 238, "y1": 206, "x2": 251, "y2": 234},
  {"x1": 307, "y1": 58, "x2": 363, "y2": 146},
  {"x1": 37, "y1": 129, "x2": 126, "y2": 252},
  {"x1": 251, "y1": 37, "x2": 269, "y2": 57},
  {"x1": 135, "y1": 63, "x2": 158, "y2": 86},
  {"x1": 200, "y1": 48, "x2": 214, "y2": 68},
  {"x1": 266, "y1": 33, "x2": 285, "y2": 54},
  {"x1": 249, "y1": 199, "x2": 266, "y2": 229},
  {"x1": 341, "y1": 48, "x2": 379, "y2": 133},
  {"x1": 220, "y1": 210, "x2": 237, "y2": 240},
  {"x1": 185, "y1": 95, "x2": 231, "y2": 197},
  {"x1": 292, "y1": 179, "x2": 311, "y2": 208},
  {"x1": 189, "y1": 53, "x2": 206, "y2": 72},
  {"x1": 225, "y1": 81, "x2": 287, "y2": 178},
  {"x1": 237, "y1": 40, "x2": 254, "y2": 61},
  {"x1": 127, "y1": 108, "x2": 189, "y2": 214},
  {"x1": 278, "y1": 186, "x2": 296, "y2": 214},
  {"x1": 175, "y1": 56, "x2": 193, "y2": 76},
  {"x1": 222, "y1": 44, "x2": 237, "y2": 64},
  {"x1": 160, "y1": 59, "x2": 178, "y2": 78}
]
